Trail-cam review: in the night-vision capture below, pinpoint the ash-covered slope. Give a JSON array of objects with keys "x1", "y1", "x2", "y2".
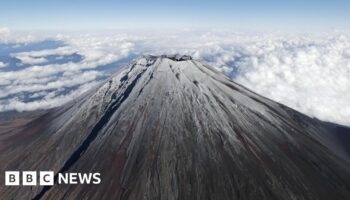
[{"x1": 1, "y1": 55, "x2": 350, "y2": 200}]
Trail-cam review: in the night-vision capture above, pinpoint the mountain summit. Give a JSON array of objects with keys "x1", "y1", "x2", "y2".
[{"x1": 1, "y1": 55, "x2": 350, "y2": 200}]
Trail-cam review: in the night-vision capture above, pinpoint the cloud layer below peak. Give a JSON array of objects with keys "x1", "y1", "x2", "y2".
[{"x1": 0, "y1": 29, "x2": 350, "y2": 126}]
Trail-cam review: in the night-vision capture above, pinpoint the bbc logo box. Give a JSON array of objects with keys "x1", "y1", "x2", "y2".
[
  {"x1": 5, "y1": 171, "x2": 54, "y2": 186},
  {"x1": 5, "y1": 171, "x2": 19, "y2": 186}
]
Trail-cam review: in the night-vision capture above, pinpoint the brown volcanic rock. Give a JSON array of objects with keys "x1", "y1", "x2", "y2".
[{"x1": 1, "y1": 55, "x2": 350, "y2": 200}]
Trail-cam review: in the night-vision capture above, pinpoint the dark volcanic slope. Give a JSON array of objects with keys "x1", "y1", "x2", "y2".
[{"x1": 1, "y1": 55, "x2": 350, "y2": 200}]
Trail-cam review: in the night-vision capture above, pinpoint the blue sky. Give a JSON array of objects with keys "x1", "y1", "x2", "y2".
[{"x1": 1, "y1": 0, "x2": 350, "y2": 31}]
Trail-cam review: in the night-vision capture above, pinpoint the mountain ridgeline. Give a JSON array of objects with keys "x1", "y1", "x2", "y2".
[{"x1": 0, "y1": 55, "x2": 350, "y2": 200}]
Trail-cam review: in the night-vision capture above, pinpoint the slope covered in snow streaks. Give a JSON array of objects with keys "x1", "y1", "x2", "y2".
[{"x1": 0, "y1": 55, "x2": 350, "y2": 200}]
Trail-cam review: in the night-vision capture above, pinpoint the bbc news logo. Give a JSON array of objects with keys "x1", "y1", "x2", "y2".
[{"x1": 5, "y1": 171, "x2": 101, "y2": 186}]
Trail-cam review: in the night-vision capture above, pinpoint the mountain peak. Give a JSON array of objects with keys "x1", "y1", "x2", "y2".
[
  {"x1": 143, "y1": 54, "x2": 193, "y2": 61},
  {"x1": 2, "y1": 55, "x2": 350, "y2": 200}
]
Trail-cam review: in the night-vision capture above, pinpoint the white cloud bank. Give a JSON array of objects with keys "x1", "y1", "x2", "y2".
[
  {"x1": 1, "y1": 29, "x2": 350, "y2": 126},
  {"x1": 0, "y1": 27, "x2": 10, "y2": 40},
  {"x1": 231, "y1": 35, "x2": 350, "y2": 126}
]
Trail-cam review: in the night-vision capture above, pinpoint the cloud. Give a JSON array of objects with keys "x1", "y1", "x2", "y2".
[
  {"x1": 1, "y1": 30, "x2": 350, "y2": 126},
  {"x1": 0, "y1": 27, "x2": 10, "y2": 40},
  {"x1": 0, "y1": 32, "x2": 136, "y2": 114},
  {"x1": 0, "y1": 70, "x2": 103, "y2": 98},
  {"x1": 0, "y1": 62, "x2": 7, "y2": 68},
  {"x1": 0, "y1": 27, "x2": 39, "y2": 43},
  {"x1": 15, "y1": 54, "x2": 48, "y2": 64},
  {"x1": 229, "y1": 35, "x2": 350, "y2": 126},
  {"x1": 0, "y1": 81, "x2": 99, "y2": 112}
]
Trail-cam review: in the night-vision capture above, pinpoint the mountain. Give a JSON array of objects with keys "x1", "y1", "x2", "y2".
[{"x1": 1, "y1": 55, "x2": 350, "y2": 200}]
